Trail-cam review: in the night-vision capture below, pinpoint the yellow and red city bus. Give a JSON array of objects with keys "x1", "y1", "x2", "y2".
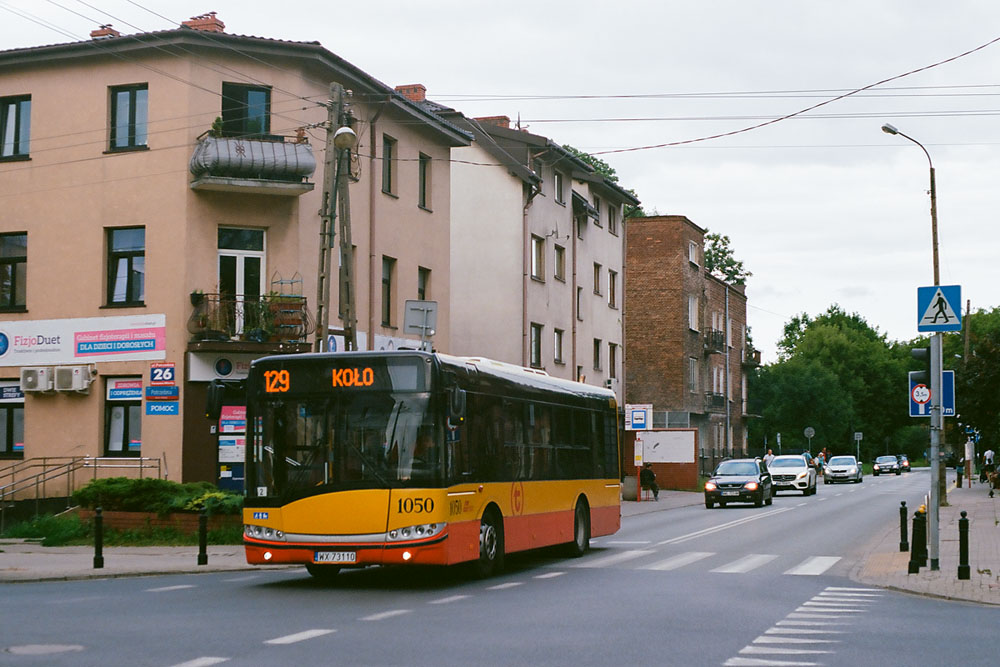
[{"x1": 239, "y1": 350, "x2": 621, "y2": 579}]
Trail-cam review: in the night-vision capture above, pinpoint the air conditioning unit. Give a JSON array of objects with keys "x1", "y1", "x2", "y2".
[
  {"x1": 604, "y1": 378, "x2": 618, "y2": 389},
  {"x1": 54, "y1": 365, "x2": 95, "y2": 393},
  {"x1": 20, "y1": 367, "x2": 53, "y2": 392}
]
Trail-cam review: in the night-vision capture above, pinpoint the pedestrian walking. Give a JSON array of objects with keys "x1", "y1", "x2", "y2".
[{"x1": 763, "y1": 449, "x2": 775, "y2": 467}]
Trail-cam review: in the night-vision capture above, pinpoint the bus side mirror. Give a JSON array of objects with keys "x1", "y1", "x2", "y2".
[
  {"x1": 205, "y1": 380, "x2": 226, "y2": 421},
  {"x1": 448, "y1": 387, "x2": 466, "y2": 424}
]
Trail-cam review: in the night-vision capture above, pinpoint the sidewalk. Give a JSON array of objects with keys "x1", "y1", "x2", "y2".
[{"x1": 2, "y1": 486, "x2": 997, "y2": 606}]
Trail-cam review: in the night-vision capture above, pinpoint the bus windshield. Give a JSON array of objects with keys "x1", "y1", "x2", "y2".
[{"x1": 249, "y1": 390, "x2": 442, "y2": 501}]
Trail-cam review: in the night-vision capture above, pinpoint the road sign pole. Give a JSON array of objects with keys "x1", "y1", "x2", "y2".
[{"x1": 928, "y1": 332, "x2": 942, "y2": 570}]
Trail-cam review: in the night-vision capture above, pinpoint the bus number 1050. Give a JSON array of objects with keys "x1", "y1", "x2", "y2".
[{"x1": 398, "y1": 497, "x2": 434, "y2": 513}]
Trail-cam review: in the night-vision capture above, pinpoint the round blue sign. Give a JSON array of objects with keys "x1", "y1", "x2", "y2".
[
  {"x1": 214, "y1": 358, "x2": 233, "y2": 377},
  {"x1": 0, "y1": 332, "x2": 9, "y2": 358}
]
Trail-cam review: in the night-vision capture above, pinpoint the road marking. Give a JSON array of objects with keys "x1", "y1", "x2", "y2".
[
  {"x1": 222, "y1": 575, "x2": 260, "y2": 582},
  {"x1": 776, "y1": 620, "x2": 851, "y2": 627},
  {"x1": 534, "y1": 571, "x2": 565, "y2": 579},
  {"x1": 784, "y1": 556, "x2": 840, "y2": 576},
  {"x1": 712, "y1": 554, "x2": 778, "y2": 574},
  {"x1": 741, "y1": 646, "x2": 833, "y2": 655},
  {"x1": 604, "y1": 540, "x2": 651, "y2": 545},
  {"x1": 765, "y1": 628, "x2": 845, "y2": 635},
  {"x1": 359, "y1": 610, "x2": 411, "y2": 621},
  {"x1": 657, "y1": 507, "x2": 794, "y2": 546},
  {"x1": 487, "y1": 582, "x2": 523, "y2": 590},
  {"x1": 724, "y1": 657, "x2": 822, "y2": 666},
  {"x1": 793, "y1": 607, "x2": 864, "y2": 614},
  {"x1": 428, "y1": 595, "x2": 469, "y2": 605},
  {"x1": 264, "y1": 629, "x2": 335, "y2": 644},
  {"x1": 817, "y1": 497, "x2": 829, "y2": 502},
  {"x1": 800, "y1": 602, "x2": 867, "y2": 611},
  {"x1": 641, "y1": 551, "x2": 714, "y2": 571},
  {"x1": 145, "y1": 585, "x2": 195, "y2": 593},
  {"x1": 570, "y1": 549, "x2": 654, "y2": 568},
  {"x1": 796, "y1": 503, "x2": 807, "y2": 507},
  {"x1": 824, "y1": 586, "x2": 880, "y2": 592},
  {"x1": 753, "y1": 636, "x2": 839, "y2": 645},
  {"x1": 787, "y1": 612, "x2": 857, "y2": 620},
  {"x1": 169, "y1": 659, "x2": 230, "y2": 667}
]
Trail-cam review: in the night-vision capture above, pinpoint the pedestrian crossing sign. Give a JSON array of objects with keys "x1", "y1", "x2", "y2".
[{"x1": 917, "y1": 285, "x2": 961, "y2": 332}]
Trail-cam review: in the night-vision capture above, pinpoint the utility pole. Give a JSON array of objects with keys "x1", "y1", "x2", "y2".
[
  {"x1": 337, "y1": 115, "x2": 357, "y2": 351},
  {"x1": 314, "y1": 84, "x2": 343, "y2": 353}
]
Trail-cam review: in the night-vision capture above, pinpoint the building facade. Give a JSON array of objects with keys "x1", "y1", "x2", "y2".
[
  {"x1": 624, "y1": 215, "x2": 752, "y2": 476},
  {"x1": 0, "y1": 16, "x2": 468, "y2": 493}
]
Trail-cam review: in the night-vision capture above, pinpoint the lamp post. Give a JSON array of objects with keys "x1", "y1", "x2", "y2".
[{"x1": 882, "y1": 122, "x2": 942, "y2": 570}]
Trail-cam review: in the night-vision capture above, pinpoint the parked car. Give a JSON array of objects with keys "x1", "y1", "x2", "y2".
[
  {"x1": 704, "y1": 458, "x2": 773, "y2": 508},
  {"x1": 824, "y1": 455, "x2": 863, "y2": 484},
  {"x1": 769, "y1": 454, "x2": 817, "y2": 495},
  {"x1": 873, "y1": 455, "x2": 901, "y2": 476},
  {"x1": 897, "y1": 454, "x2": 911, "y2": 472}
]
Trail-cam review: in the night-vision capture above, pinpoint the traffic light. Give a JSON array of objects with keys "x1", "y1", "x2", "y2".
[{"x1": 911, "y1": 347, "x2": 930, "y2": 384}]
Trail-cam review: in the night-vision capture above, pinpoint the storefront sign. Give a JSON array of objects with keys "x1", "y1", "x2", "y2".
[
  {"x1": 107, "y1": 378, "x2": 143, "y2": 401},
  {"x1": 219, "y1": 436, "x2": 246, "y2": 463},
  {"x1": 0, "y1": 315, "x2": 166, "y2": 366},
  {"x1": 145, "y1": 401, "x2": 179, "y2": 415}
]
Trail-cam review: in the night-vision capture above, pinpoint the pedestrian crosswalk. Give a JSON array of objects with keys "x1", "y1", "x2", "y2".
[{"x1": 566, "y1": 547, "x2": 842, "y2": 577}]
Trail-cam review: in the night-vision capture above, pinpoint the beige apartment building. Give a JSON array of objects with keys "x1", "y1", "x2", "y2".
[
  {"x1": 0, "y1": 15, "x2": 469, "y2": 495},
  {"x1": 400, "y1": 95, "x2": 638, "y2": 404}
]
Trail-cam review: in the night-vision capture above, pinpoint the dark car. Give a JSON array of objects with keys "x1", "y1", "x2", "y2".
[
  {"x1": 704, "y1": 458, "x2": 773, "y2": 508},
  {"x1": 873, "y1": 455, "x2": 901, "y2": 476},
  {"x1": 897, "y1": 454, "x2": 911, "y2": 472}
]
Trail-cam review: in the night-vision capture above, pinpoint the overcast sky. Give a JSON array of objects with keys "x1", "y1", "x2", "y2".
[{"x1": 3, "y1": 1, "x2": 998, "y2": 363}]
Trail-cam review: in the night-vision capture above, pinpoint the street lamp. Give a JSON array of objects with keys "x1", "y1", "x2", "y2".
[{"x1": 882, "y1": 122, "x2": 943, "y2": 570}]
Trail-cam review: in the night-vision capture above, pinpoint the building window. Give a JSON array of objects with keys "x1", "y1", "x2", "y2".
[
  {"x1": 107, "y1": 227, "x2": 145, "y2": 306},
  {"x1": 688, "y1": 295, "x2": 699, "y2": 331},
  {"x1": 418, "y1": 153, "x2": 431, "y2": 209},
  {"x1": 417, "y1": 266, "x2": 430, "y2": 301},
  {"x1": 382, "y1": 135, "x2": 397, "y2": 195},
  {"x1": 609, "y1": 343, "x2": 617, "y2": 379},
  {"x1": 0, "y1": 382, "x2": 24, "y2": 459},
  {"x1": 576, "y1": 365, "x2": 584, "y2": 383},
  {"x1": 554, "y1": 245, "x2": 566, "y2": 281},
  {"x1": 608, "y1": 205, "x2": 618, "y2": 235},
  {"x1": 530, "y1": 322, "x2": 543, "y2": 368},
  {"x1": 554, "y1": 171, "x2": 565, "y2": 204},
  {"x1": 593, "y1": 195, "x2": 602, "y2": 226},
  {"x1": 689, "y1": 357, "x2": 699, "y2": 393},
  {"x1": 221, "y1": 83, "x2": 270, "y2": 137},
  {"x1": 593, "y1": 338, "x2": 602, "y2": 370},
  {"x1": 0, "y1": 95, "x2": 30, "y2": 159},
  {"x1": 0, "y1": 233, "x2": 27, "y2": 310},
  {"x1": 109, "y1": 84, "x2": 148, "y2": 150},
  {"x1": 593, "y1": 263, "x2": 602, "y2": 295},
  {"x1": 688, "y1": 240, "x2": 699, "y2": 265},
  {"x1": 608, "y1": 270, "x2": 618, "y2": 308},
  {"x1": 554, "y1": 328, "x2": 564, "y2": 364},
  {"x1": 576, "y1": 287, "x2": 583, "y2": 321},
  {"x1": 530, "y1": 235, "x2": 545, "y2": 280},
  {"x1": 218, "y1": 227, "x2": 265, "y2": 334},
  {"x1": 381, "y1": 256, "x2": 396, "y2": 326},
  {"x1": 576, "y1": 218, "x2": 585, "y2": 240},
  {"x1": 105, "y1": 377, "x2": 142, "y2": 457}
]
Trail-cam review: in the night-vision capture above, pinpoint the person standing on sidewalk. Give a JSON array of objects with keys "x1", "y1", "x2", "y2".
[
  {"x1": 763, "y1": 449, "x2": 775, "y2": 467},
  {"x1": 640, "y1": 463, "x2": 659, "y2": 501}
]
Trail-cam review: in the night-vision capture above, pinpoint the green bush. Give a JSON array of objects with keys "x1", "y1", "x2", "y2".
[
  {"x1": 72, "y1": 477, "x2": 242, "y2": 516},
  {"x1": 1, "y1": 514, "x2": 90, "y2": 546}
]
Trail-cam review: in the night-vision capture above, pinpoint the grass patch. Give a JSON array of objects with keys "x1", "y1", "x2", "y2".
[
  {"x1": 1, "y1": 514, "x2": 244, "y2": 547},
  {"x1": 2, "y1": 514, "x2": 90, "y2": 546}
]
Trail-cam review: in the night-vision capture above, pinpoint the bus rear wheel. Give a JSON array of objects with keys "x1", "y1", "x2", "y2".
[
  {"x1": 305, "y1": 564, "x2": 341, "y2": 582},
  {"x1": 473, "y1": 510, "x2": 504, "y2": 578},
  {"x1": 566, "y1": 500, "x2": 590, "y2": 557}
]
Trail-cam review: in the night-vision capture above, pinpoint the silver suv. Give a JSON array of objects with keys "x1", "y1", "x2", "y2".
[{"x1": 768, "y1": 454, "x2": 817, "y2": 495}]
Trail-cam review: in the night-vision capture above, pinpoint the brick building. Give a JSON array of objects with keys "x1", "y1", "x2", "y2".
[{"x1": 625, "y1": 215, "x2": 753, "y2": 477}]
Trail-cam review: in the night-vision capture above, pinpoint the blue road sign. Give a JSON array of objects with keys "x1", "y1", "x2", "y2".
[
  {"x1": 909, "y1": 370, "x2": 955, "y2": 417},
  {"x1": 917, "y1": 285, "x2": 961, "y2": 332}
]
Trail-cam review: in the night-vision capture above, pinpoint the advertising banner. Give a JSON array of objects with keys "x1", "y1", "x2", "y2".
[{"x1": 0, "y1": 314, "x2": 166, "y2": 366}]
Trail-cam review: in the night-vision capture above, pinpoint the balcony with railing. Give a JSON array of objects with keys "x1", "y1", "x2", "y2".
[
  {"x1": 187, "y1": 292, "x2": 313, "y2": 352},
  {"x1": 742, "y1": 348, "x2": 762, "y2": 368},
  {"x1": 704, "y1": 329, "x2": 726, "y2": 355},
  {"x1": 189, "y1": 131, "x2": 317, "y2": 196},
  {"x1": 704, "y1": 391, "x2": 727, "y2": 412}
]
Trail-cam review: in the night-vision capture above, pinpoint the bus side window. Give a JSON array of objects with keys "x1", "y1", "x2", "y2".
[
  {"x1": 527, "y1": 402, "x2": 553, "y2": 480},
  {"x1": 552, "y1": 406, "x2": 572, "y2": 480},
  {"x1": 503, "y1": 399, "x2": 525, "y2": 481},
  {"x1": 570, "y1": 409, "x2": 592, "y2": 479}
]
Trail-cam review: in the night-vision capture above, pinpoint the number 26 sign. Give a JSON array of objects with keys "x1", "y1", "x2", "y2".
[{"x1": 150, "y1": 362, "x2": 176, "y2": 386}]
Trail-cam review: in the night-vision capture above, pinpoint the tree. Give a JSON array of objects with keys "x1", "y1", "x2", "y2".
[
  {"x1": 952, "y1": 307, "x2": 1000, "y2": 447},
  {"x1": 703, "y1": 230, "x2": 752, "y2": 285},
  {"x1": 562, "y1": 145, "x2": 644, "y2": 218}
]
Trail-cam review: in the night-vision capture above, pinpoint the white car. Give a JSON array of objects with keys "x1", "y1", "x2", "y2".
[
  {"x1": 768, "y1": 454, "x2": 817, "y2": 495},
  {"x1": 824, "y1": 455, "x2": 863, "y2": 484}
]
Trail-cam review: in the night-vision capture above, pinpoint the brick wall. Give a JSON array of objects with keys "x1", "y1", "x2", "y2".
[{"x1": 77, "y1": 509, "x2": 241, "y2": 534}]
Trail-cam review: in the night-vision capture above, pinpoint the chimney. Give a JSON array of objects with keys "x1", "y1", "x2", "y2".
[
  {"x1": 90, "y1": 24, "x2": 120, "y2": 40},
  {"x1": 182, "y1": 12, "x2": 225, "y2": 33},
  {"x1": 395, "y1": 84, "x2": 427, "y2": 103},
  {"x1": 474, "y1": 116, "x2": 511, "y2": 130}
]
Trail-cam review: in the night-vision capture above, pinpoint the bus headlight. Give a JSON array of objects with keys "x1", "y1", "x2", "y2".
[
  {"x1": 245, "y1": 524, "x2": 286, "y2": 542},
  {"x1": 386, "y1": 523, "x2": 445, "y2": 542}
]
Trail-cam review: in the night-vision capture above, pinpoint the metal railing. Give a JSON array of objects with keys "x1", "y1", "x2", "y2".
[
  {"x1": 187, "y1": 292, "x2": 312, "y2": 343},
  {"x1": 0, "y1": 456, "x2": 162, "y2": 532}
]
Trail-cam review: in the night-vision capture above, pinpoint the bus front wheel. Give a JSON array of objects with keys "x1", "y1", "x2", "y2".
[
  {"x1": 566, "y1": 499, "x2": 590, "y2": 557},
  {"x1": 474, "y1": 509, "x2": 504, "y2": 578}
]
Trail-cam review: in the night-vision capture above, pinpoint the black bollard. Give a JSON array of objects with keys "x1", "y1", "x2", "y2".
[
  {"x1": 198, "y1": 509, "x2": 208, "y2": 566},
  {"x1": 899, "y1": 501, "x2": 909, "y2": 552},
  {"x1": 908, "y1": 509, "x2": 927, "y2": 573},
  {"x1": 93, "y1": 506, "x2": 104, "y2": 569},
  {"x1": 958, "y1": 510, "x2": 970, "y2": 580}
]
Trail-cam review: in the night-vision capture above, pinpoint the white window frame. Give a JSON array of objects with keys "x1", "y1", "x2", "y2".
[{"x1": 688, "y1": 295, "x2": 699, "y2": 331}]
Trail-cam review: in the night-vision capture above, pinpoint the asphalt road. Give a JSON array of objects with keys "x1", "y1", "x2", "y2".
[{"x1": 3, "y1": 470, "x2": 999, "y2": 666}]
